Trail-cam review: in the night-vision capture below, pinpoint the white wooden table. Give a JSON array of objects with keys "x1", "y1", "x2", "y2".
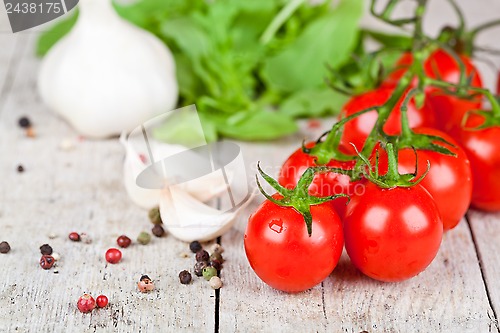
[{"x1": 1, "y1": 2, "x2": 500, "y2": 332}]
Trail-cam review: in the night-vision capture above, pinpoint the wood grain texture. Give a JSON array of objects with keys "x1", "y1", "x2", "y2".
[
  {"x1": 467, "y1": 210, "x2": 500, "y2": 328},
  {"x1": 0, "y1": 34, "x2": 216, "y2": 333},
  {"x1": 1, "y1": 1, "x2": 500, "y2": 332}
]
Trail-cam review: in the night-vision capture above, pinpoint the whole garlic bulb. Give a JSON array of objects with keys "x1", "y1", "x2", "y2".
[{"x1": 38, "y1": 0, "x2": 178, "y2": 138}]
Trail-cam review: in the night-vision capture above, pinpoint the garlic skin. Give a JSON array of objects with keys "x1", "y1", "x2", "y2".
[
  {"x1": 121, "y1": 133, "x2": 252, "y2": 242},
  {"x1": 38, "y1": 0, "x2": 178, "y2": 138},
  {"x1": 121, "y1": 134, "x2": 232, "y2": 209},
  {"x1": 159, "y1": 187, "x2": 252, "y2": 242}
]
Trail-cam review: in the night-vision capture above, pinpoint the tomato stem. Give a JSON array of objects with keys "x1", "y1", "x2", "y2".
[{"x1": 255, "y1": 162, "x2": 349, "y2": 236}]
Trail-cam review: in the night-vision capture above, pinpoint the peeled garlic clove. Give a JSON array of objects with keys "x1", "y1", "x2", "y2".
[{"x1": 159, "y1": 187, "x2": 252, "y2": 242}]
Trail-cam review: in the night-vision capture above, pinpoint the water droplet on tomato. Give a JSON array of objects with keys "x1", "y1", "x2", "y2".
[{"x1": 269, "y1": 219, "x2": 283, "y2": 233}]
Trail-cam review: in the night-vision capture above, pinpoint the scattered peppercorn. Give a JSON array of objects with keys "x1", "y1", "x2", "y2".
[
  {"x1": 210, "y1": 259, "x2": 222, "y2": 271},
  {"x1": 137, "y1": 232, "x2": 151, "y2": 245},
  {"x1": 209, "y1": 252, "x2": 223, "y2": 263},
  {"x1": 26, "y1": 127, "x2": 36, "y2": 138},
  {"x1": 40, "y1": 255, "x2": 55, "y2": 270},
  {"x1": 202, "y1": 266, "x2": 217, "y2": 281},
  {"x1": 138, "y1": 275, "x2": 155, "y2": 292},
  {"x1": 80, "y1": 233, "x2": 92, "y2": 244},
  {"x1": 148, "y1": 207, "x2": 162, "y2": 225},
  {"x1": 210, "y1": 244, "x2": 224, "y2": 255},
  {"x1": 0, "y1": 241, "x2": 11, "y2": 254},
  {"x1": 17, "y1": 165, "x2": 24, "y2": 173},
  {"x1": 209, "y1": 276, "x2": 223, "y2": 290},
  {"x1": 189, "y1": 241, "x2": 202, "y2": 253},
  {"x1": 18, "y1": 116, "x2": 31, "y2": 128},
  {"x1": 179, "y1": 270, "x2": 192, "y2": 285},
  {"x1": 39, "y1": 244, "x2": 53, "y2": 255},
  {"x1": 96, "y1": 295, "x2": 109, "y2": 308},
  {"x1": 194, "y1": 261, "x2": 208, "y2": 277},
  {"x1": 116, "y1": 235, "x2": 132, "y2": 248},
  {"x1": 68, "y1": 232, "x2": 80, "y2": 242},
  {"x1": 152, "y1": 224, "x2": 165, "y2": 238},
  {"x1": 196, "y1": 250, "x2": 209, "y2": 262},
  {"x1": 77, "y1": 294, "x2": 96, "y2": 313},
  {"x1": 105, "y1": 248, "x2": 122, "y2": 264}
]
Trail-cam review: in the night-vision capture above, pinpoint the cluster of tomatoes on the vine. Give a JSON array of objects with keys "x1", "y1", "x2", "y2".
[{"x1": 244, "y1": 47, "x2": 500, "y2": 293}]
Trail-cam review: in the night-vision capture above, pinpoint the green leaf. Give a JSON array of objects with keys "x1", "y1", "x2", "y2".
[
  {"x1": 261, "y1": 0, "x2": 364, "y2": 93},
  {"x1": 152, "y1": 107, "x2": 217, "y2": 145},
  {"x1": 36, "y1": 11, "x2": 78, "y2": 57},
  {"x1": 362, "y1": 29, "x2": 412, "y2": 49},
  {"x1": 215, "y1": 109, "x2": 298, "y2": 140},
  {"x1": 279, "y1": 88, "x2": 348, "y2": 118}
]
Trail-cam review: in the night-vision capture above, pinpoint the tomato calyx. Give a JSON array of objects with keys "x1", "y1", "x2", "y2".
[
  {"x1": 356, "y1": 142, "x2": 429, "y2": 189},
  {"x1": 255, "y1": 163, "x2": 349, "y2": 236},
  {"x1": 461, "y1": 109, "x2": 500, "y2": 131}
]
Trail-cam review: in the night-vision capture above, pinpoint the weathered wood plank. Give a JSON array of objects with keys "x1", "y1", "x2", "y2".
[
  {"x1": 323, "y1": 220, "x2": 497, "y2": 333},
  {"x1": 0, "y1": 34, "x2": 216, "y2": 332},
  {"x1": 0, "y1": 33, "x2": 23, "y2": 106},
  {"x1": 467, "y1": 210, "x2": 500, "y2": 328}
]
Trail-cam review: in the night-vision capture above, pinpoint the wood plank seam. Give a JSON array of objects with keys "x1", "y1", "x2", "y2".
[
  {"x1": 215, "y1": 236, "x2": 222, "y2": 333},
  {"x1": 465, "y1": 214, "x2": 500, "y2": 333}
]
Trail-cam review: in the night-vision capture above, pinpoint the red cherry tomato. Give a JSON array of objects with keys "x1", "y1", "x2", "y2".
[
  {"x1": 456, "y1": 112, "x2": 500, "y2": 211},
  {"x1": 339, "y1": 87, "x2": 436, "y2": 154},
  {"x1": 385, "y1": 49, "x2": 483, "y2": 135},
  {"x1": 343, "y1": 181, "x2": 443, "y2": 282},
  {"x1": 278, "y1": 143, "x2": 359, "y2": 218},
  {"x1": 245, "y1": 195, "x2": 343, "y2": 292},
  {"x1": 377, "y1": 128, "x2": 472, "y2": 230}
]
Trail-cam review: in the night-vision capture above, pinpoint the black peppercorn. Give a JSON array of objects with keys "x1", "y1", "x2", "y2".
[
  {"x1": 18, "y1": 116, "x2": 31, "y2": 128},
  {"x1": 17, "y1": 165, "x2": 24, "y2": 173},
  {"x1": 189, "y1": 241, "x2": 202, "y2": 253},
  {"x1": 179, "y1": 270, "x2": 192, "y2": 285},
  {"x1": 151, "y1": 224, "x2": 165, "y2": 238},
  {"x1": 195, "y1": 250, "x2": 209, "y2": 262},
  {"x1": 40, "y1": 255, "x2": 55, "y2": 270},
  {"x1": 39, "y1": 244, "x2": 53, "y2": 255},
  {"x1": 210, "y1": 259, "x2": 222, "y2": 271},
  {"x1": 194, "y1": 261, "x2": 207, "y2": 277},
  {"x1": 0, "y1": 241, "x2": 11, "y2": 254}
]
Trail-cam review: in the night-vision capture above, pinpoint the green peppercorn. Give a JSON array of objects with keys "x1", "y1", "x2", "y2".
[
  {"x1": 202, "y1": 266, "x2": 217, "y2": 281},
  {"x1": 210, "y1": 252, "x2": 223, "y2": 263},
  {"x1": 137, "y1": 232, "x2": 151, "y2": 245},
  {"x1": 179, "y1": 270, "x2": 192, "y2": 284},
  {"x1": 148, "y1": 207, "x2": 162, "y2": 225}
]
